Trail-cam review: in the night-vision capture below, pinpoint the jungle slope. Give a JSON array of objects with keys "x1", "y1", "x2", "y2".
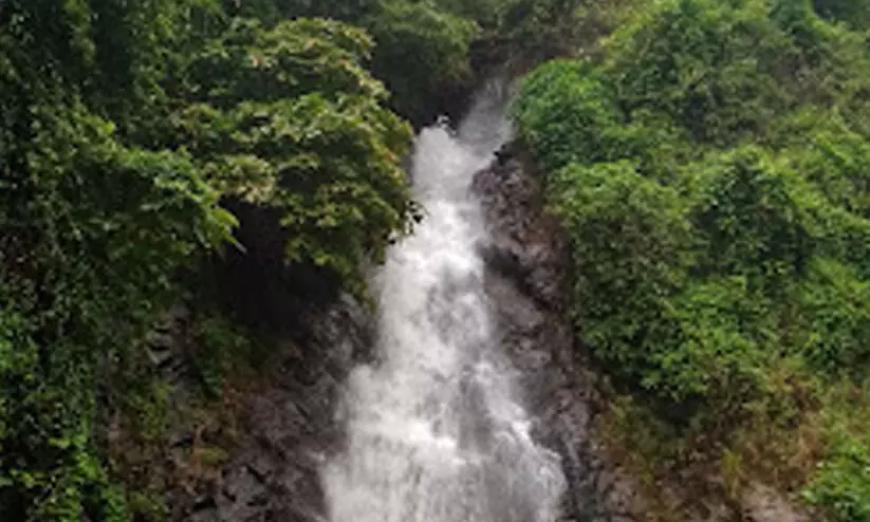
[{"x1": 513, "y1": 0, "x2": 870, "y2": 520}]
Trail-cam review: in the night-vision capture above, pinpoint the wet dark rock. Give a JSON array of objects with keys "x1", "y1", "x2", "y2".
[
  {"x1": 162, "y1": 297, "x2": 373, "y2": 522},
  {"x1": 473, "y1": 150, "x2": 644, "y2": 521}
]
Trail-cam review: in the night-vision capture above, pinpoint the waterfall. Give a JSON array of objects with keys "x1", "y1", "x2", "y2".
[{"x1": 321, "y1": 84, "x2": 566, "y2": 522}]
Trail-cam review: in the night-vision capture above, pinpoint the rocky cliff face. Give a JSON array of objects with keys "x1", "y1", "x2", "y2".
[
  {"x1": 472, "y1": 146, "x2": 643, "y2": 522},
  {"x1": 144, "y1": 297, "x2": 371, "y2": 522}
]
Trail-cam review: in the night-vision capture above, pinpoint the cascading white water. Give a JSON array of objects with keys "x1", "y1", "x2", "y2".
[{"x1": 321, "y1": 84, "x2": 565, "y2": 522}]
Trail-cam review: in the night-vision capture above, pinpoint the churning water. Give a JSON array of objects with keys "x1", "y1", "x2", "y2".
[{"x1": 321, "y1": 84, "x2": 566, "y2": 522}]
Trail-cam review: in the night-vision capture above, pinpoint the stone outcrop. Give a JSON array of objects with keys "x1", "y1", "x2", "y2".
[
  {"x1": 147, "y1": 297, "x2": 372, "y2": 522},
  {"x1": 473, "y1": 146, "x2": 643, "y2": 521}
]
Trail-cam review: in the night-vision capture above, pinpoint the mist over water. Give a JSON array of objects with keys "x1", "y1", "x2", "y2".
[{"x1": 321, "y1": 84, "x2": 566, "y2": 522}]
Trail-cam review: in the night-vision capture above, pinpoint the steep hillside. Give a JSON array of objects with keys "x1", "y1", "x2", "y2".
[{"x1": 514, "y1": 0, "x2": 870, "y2": 520}]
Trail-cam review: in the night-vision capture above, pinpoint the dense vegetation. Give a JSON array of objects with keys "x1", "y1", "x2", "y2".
[
  {"x1": 6, "y1": 0, "x2": 869, "y2": 520},
  {"x1": 514, "y1": 0, "x2": 870, "y2": 519},
  {"x1": 0, "y1": 0, "x2": 581, "y2": 520}
]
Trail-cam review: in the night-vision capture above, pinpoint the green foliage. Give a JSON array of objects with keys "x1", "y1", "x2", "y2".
[
  {"x1": 689, "y1": 147, "x2": 818, "y2": 291},
  {"x1": 210, "y1": 0, "x2": 594, "y2": 126},
  {"x1": 776, "y1": 112, "x2": 870, "y2": 215},
  {"x1": 657, "y1": 277, "x2": 769, "y2": 410},
  {"x1": 126, "y1": 491, "x2": 166, "y2": 522},
  {"x1": 364, "y1": 1, "x2": 478, "y2": 121},
  {"x1": 513, "y1": 61, "x2": 698, "y2": 179},
  {"x1": 1, "y1": 5, "x2": 231, "y2": 517},
  {"x1": 1, "y1": 0, "x2": 418, "y2": 519},
  {"x1": 518, "y1": 0, "x2": 870, "y2": 385},
  {"x1": 605, "y1": 0, "x2": 793, "y2": 144},
  {"x1": 181, "y1": 17, "x2": 385, "y2": 106},
  {"x1": 174, "y1": 17, "x2": 415, "y2": 286},
  {"x1": 0, "y1": 30, "x2": 232, "y2": 518},
  {"x1": 804, "y1": 430, "x2": 870, "y2": 521},
  {"x1": 433, "y1": 0, "x2": 511, "y2": 26},
  {"x1": 224, "y1": 0, "x2": 379, "y2": 23},
  {"x1": 513, "y1": 60, "x2": 622, "y2": 170},
  {"x1": 802, "y1": 380, "x2": 870, "y2": 522},
  {"x1": 769, "y1": 112, "x2": 870, "y2": 278},
  {"x1": 547, "y1": 161, "x2": 691, "y2": 374},
  {"x1": 196, "y1": 445, "x2": 230, "y2": 467},
  {"x1": 812, "y1": 0, "x2": 870, "y2": 30},
  {"x1": 9, "y1": 0, "x2": 827, "y2": 518},
  {"x1": 108, "y1": 378, "x2": 172, "y2": 522},
  {"x1": 517, "y1": 0, "x2": 870, "y2": 512},
  {"x1": 190, "y1": 314, "x2": 252, "y2": 398},
  {"x1": 548, "y1": 158, "x2": 774, "y2": 408},
  {"x1": 498, "y1": 0, "x2": 586, "y2": 58},
  {"x1": 796, "y1": 260, "x2": 870, "y2": 375}
]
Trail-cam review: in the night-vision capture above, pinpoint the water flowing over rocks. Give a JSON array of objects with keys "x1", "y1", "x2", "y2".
[
  {"x1": 156, "y1": 98, "x2": 641, "y2": 522},
  {"x1": 152, "y1": 96, "x2": 813, "y2": 522},
  {"x1": 472, "y1": 144, "x2": 643, "y2": 522},
  {"x1": 321, "y1": 88, "x2": 565, "y2": 522}
]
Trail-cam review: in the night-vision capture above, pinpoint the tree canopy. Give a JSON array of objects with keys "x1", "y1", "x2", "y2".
[{"x1": 515, "y1": 0, "x2": 870, "y2": 519}]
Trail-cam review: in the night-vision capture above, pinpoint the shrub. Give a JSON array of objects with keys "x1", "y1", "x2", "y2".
[
  {"x1": 364, "y1": 0, "x2": 478, "y2": 122},
  {"x1": 174, "y1": 17, "x2": 415, "y2": 288},
  {"x1": 515, "y1": 0, "x2": 870, "y2": 510},
  {"x1": 804, "y1": 433, "x2": 870, "y2": 522},
  {"x1": 689, "y1": 147, "x2": 818, "y2": 291},
  {"x1": 548, "y1": 161, "x2": 694, "y2": 399},
  {"x1": 513, "y1": 60, "x2": 622, "y2": 171},
  {"x1": 796, "y1": 260, "x2": 870, "y2": 376}
]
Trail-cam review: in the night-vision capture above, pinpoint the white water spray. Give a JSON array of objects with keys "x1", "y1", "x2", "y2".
[{"x1": 321, "y1": 84, "x2": 566, "y2": 522}]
